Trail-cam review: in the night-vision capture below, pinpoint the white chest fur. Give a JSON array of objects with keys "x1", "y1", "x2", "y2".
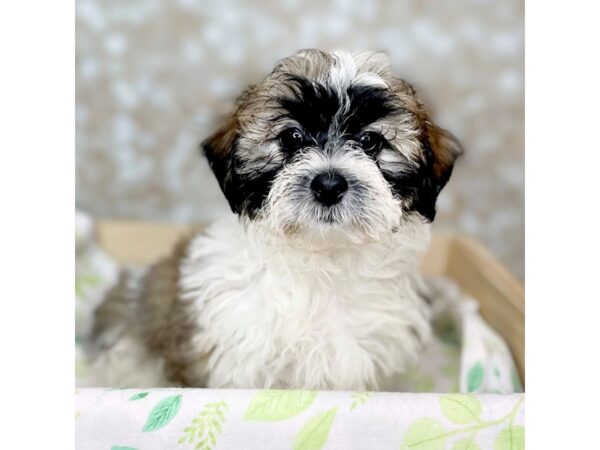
[{"x1": 179, "y1": 216, "x2": 432, "y2": 390}]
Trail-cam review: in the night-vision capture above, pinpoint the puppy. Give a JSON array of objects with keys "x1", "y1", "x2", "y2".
[{"x1": 90, "y1": 49, "x2": 462, "y2": 391}]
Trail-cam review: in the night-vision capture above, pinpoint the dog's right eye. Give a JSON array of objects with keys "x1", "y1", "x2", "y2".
[
  {"x1": 358, "y1": 131, "x2": 384, "y2": 153},
  {"x1": 279, "y1": 128, "x2": 304, "y2": 151}
]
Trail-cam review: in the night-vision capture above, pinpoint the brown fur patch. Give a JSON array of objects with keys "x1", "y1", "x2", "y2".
[
  {"x1": 388, "y1": 77, "x2": 463, "y2": 186},
  {"x1": 92, "y1": 228, "x2": 212, "y2": 387},
  {"x1": 139, "y1": 229, "x2": 214, "y2": 386},
  {"x1": 203, "y1": 115, "x2": 238, "y2": 159},
  {"x1": 424, "y1": 121, "x2": 463, "y2": 183}
]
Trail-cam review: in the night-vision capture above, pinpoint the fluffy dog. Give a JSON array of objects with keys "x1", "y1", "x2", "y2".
[{"x1": 90, "y1": 49, "x2": 462, "y2": 390}]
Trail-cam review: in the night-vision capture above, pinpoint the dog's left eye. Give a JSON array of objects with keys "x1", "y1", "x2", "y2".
[
  {"x1": 279, "y1": 128, "x2": 305, "y2": 151},
  {"x1": 359, "y1": 132, "x2": 384, "y2": 152}
]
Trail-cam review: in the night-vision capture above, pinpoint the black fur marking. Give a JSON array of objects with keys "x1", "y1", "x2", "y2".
[
  {"x1": 277, "y1": 75, "x2": 341, "y2": 141},
  {"x1": 203, "y1": 135, "x2": 279, "y2": 217},
  {"x1": 275, "y1": 77, "x2": 400, "y2": 149},
  {"x1": 342, "y1": 85, "x2": 400, "y2": 136},
  {"x1": 202, "y1": 136, "x2": 235, "y2": 207},
  {"x1": 231, "y1": 160, "x2": 280, "y2": 218},
  {"x1": 379, "y1": 137, "x2": 443, "y2": 222}
]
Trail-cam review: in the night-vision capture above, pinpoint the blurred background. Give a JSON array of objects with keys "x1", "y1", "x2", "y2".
[{"x1": 75, "y1": 0, "x2": 524, "y2": 279}]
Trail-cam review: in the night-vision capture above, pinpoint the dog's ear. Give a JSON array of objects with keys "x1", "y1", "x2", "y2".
[
  {"x1": 390, "y1": 77, "x2": 463, "y2": 195},
  {"x1": 424, "y1": 120, "x2": 463, "y2": 193},
  {"x1": 411, "y1": 120, "x2": 463, "y2": 221},
  {"x1": 202, "y1": 115, "x2": 239, "y2": 213}
]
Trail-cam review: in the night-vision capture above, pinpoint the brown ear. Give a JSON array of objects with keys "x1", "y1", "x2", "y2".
[
  {"x1": 201, "y1": 115, "x2": 239, "y2": 212},
  {"x1": 424, "y1": 121, "x2": 463, "y2": 193}
]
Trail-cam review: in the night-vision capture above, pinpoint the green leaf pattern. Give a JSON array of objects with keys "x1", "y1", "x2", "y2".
[
  {"x1": 401, "y1": 418, "x2": 446, "y2": 450},
  {"x1": 453, "y1": 438, "x2": 481, "y2": 450},
  {"x1": 244, "y1": 390, "x2": 317, "y2": 421},
  {"x1": 467, "y1": 362, "x2": 485, "y2": 392},
  {"x1": 179, "y1": 401, "x2": 229, "y2": 450},
  {"x1": 130, "y1": 392, "x2": 149, "y2": 401},
  {"x1": 439, "y1": 394, "x2": 482, "y2": 424},
  {"x1": 401, "y1": 396, "x2": 523, "y2": 450},
  {"x1": 142, "y1": 394, "x2": 182, "y2": 432},
  {"x1": 293, "y1": 407, "x2": 338, "y2": 450},
  {"x1": 494, "y1": 426, "x2": 524, "y2": 450},
  {"x1": 350, "y1": 391, "x2": 373, "y2": 410},
  {"x1": 75, "y1": 389, "x2": 523, "y2": 449}
]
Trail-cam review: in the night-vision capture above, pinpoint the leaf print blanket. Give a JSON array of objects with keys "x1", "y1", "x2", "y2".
[{"x1": 76, "y1": 389, "x2": 524, "y2": 450}]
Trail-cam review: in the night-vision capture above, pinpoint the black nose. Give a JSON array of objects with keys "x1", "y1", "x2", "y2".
[{"x1": 310, "y1": 171, "x2": 348, "y2": 206}]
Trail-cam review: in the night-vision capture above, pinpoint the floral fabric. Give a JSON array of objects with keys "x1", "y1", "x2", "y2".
[{"x1": 75, "y1": 388, "x2": 524, "y2": 450}]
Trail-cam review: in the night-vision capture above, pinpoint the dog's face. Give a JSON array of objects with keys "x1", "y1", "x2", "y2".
[{"x1": 203, "y1": 50, "x2": 462, "y2": 241}]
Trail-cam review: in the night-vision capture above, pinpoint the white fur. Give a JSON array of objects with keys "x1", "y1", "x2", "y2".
[
  {"x1": 329, "y1": 50, "x2": 388, "y2": 90},
  {"x1": 181, "y1": 215, "x2": 432, "y2": 390},
  {"x1": 90, "y1": 213, "x2": 432, "y2": 390}
]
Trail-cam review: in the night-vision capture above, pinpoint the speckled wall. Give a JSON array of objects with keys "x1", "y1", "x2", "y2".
[{"x1": 75, "y1": 0, "x2": 524, "y2": 279}]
